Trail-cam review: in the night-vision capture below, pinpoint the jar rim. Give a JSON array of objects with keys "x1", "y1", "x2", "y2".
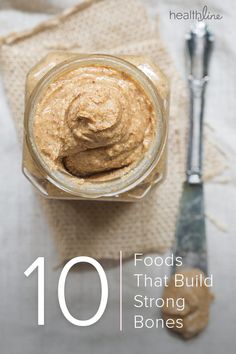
[{"x1": 25, "y1": 54, "x2": 167, "y2": 198}]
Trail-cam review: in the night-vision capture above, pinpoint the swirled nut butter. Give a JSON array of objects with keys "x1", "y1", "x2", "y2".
[{"x1": 23, "y1": 53, "x2": 169, "y2": 201}]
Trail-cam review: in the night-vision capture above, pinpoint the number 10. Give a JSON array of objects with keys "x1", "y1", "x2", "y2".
[{"x1": 24, "y1": 257, "x2": 108, "y2": 326}]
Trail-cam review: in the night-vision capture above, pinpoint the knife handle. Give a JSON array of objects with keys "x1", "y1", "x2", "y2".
[
  {"x1": 186, "y1": 23, "x2": 213, "y2": 184},
  {"x1": 186, "y1": 77, "x2": 207, "y2": 184}
]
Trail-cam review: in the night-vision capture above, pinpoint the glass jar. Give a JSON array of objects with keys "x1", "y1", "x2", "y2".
[{"x1": 23, "y1": 52, "x2": 169, "y2": 201}]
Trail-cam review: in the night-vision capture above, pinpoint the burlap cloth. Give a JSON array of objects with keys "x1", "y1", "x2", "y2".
[{"x1": 0, "y1": 0, "x2": 225, "y2": 261}]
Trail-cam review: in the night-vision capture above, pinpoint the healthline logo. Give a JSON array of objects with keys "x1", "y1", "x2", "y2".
[{"x1": 169, "y1": 5, "x2": 223, "y2": 21}]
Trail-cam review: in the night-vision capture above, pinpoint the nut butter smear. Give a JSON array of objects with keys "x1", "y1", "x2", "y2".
[
  {"x1": 34, "y1": 65, "x2": 155, "y2": 182},
  {"x1": 162, "y1": 269, "x2": 214, "y2": 339}
]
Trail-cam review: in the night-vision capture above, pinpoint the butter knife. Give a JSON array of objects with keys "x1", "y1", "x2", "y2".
[{"x1": 172, "y1": 22, "x2": 214, "y2": 275}]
